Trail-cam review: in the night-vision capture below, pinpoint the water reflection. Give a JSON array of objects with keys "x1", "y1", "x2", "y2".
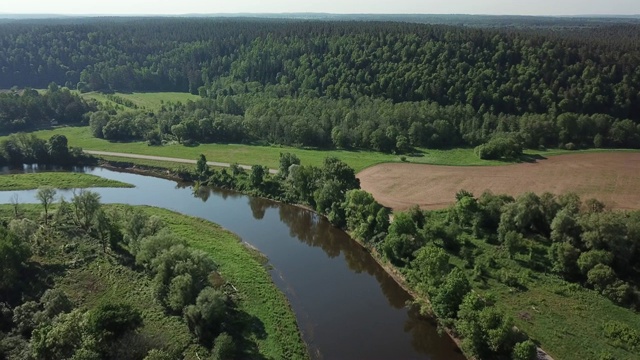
[{"x1": 0, "y1": 168, "x2": 464, "y2": 360}]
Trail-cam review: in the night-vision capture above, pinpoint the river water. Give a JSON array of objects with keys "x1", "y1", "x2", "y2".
[{"x1": 0, "y1": 166, "x2": 463, "y2": 360}]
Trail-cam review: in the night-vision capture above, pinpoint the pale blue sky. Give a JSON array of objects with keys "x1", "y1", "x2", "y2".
[{"x1": 2, "y1": 0, "x2": 639, "y2": 16}]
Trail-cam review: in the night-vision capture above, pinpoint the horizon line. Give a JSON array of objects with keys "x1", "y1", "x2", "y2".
[{"x1": 1, "y1": 12, "x2": 639, "y2": 18}]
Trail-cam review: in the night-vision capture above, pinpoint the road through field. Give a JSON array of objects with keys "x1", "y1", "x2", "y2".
[
  {"x1": 85, "y1": 150, "x2": 279, "y2": 174},
  {"x1": 358, "y1": 152, "x2": 640, "y2": 211}
]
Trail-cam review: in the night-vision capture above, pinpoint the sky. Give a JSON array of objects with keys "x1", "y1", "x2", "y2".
[{"x1": 2, "y1": 0, "x2": 639, "y2": 16}]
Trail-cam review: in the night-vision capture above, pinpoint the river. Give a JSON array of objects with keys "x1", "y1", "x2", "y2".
[{"x1": 0, "y1": 166, "x2": 464, "y2": 360}]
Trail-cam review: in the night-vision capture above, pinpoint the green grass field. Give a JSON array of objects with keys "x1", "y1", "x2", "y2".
[
  {"x1": 10, "y1": 126, "x2": 637, "y2": 173},
  {"x1": 458, "y1": 239, "x2": 640, "y2": 360},
  {"x1": 142, "y1": 207, "x2": 308, "y2": 359},
  {"x1": 79, "y1": 91, "x2": 200, "y2": 110},
  {"x1": 0, "y1": 172, "x2": 133, "y2": 190}
]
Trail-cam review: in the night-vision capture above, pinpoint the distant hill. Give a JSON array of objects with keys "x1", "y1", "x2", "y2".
[{"x1": 1, "y1": 13, "x2": 639, "y2": 27}]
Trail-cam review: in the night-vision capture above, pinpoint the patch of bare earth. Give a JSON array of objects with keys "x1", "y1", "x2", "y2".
[{"x1": 358, "y1": 153, "x2": 640, "y2": 211}]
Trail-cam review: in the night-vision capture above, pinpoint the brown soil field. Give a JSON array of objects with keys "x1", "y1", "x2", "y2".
[{"x1": 358, "y1": 153, "x2": 640, "y2": 211}]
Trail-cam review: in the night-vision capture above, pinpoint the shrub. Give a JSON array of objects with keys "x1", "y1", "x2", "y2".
[
  {"x1": 512, "y1": 340, "x2": 537, "y2": 360},
  {"x1": 602, "y1": 321, "x2": 640, "y2": 351},
  {"x1": 87, "y1": 303, "x2": 143, "y2": 342},
  {"x1": 474, "y1": 134, "x2": 523, "y2": 160},
  {"x1": 211, "y1": 332, "x2": 236, "y2": 360}
]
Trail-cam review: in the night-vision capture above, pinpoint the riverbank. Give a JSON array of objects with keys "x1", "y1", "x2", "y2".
[
  {"x1": 0, "y1": 172, "x2": 133, "y2": 190},
  {"x1": 99, "y1": 159, "x2": 469, "y2": 357},
  {"x1": 0, "y1": 201, "x2": 309, "y2": 359},
  {"x1": 134, "y1": 206, "x2": 309, "y2": 359},
  {"x1": 103, "y1": 159, "x2": 578, "y2": 360}
]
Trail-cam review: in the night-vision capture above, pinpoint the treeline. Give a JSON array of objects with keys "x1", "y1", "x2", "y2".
[
  {"x1": 0, "y1": 85, "x2": 95, "y2": 133},
  {"x1": 2, "y1": 18, "x2": 640, "y2": 120},
  {"x1": 0, "y1": 191, "x2": 240, "y2": 359},
  {"x1": 94, "y1": 93, "x2": 640, "y2": 153},
  {"x1": 0, "y1": 133, "x2": 93, "y2": 167}
]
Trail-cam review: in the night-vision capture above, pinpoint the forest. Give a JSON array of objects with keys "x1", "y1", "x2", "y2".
[{"x1": 1, "y1": 18, "x2": 640, "y2": 154}]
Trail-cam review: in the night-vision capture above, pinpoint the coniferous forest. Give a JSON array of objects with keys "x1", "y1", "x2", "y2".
[{"x1": 1, "y1": 18, "x2": 640, "y2": 153}]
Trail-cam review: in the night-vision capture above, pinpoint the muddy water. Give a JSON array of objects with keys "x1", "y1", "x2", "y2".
[{"x1": 0, "y1": 166, "x2": 464, "y2": 360}]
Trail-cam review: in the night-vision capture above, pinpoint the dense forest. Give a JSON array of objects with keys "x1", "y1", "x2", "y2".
[{"x1": 1, "y1": 18, "x2": 640, "y2": 152}]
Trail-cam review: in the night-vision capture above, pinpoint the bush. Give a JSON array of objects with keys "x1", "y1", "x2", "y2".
[
  {"x1": 211, "y1": 332, "x2": 236, "y2": 360},
  {"x1": 87, "y1": 303, "x2": 143, "y2": 342},
  {"x1": 474, "y1": 134, "x2": 523, "y2": 160},
  {"x1": 512, "y1": 340, "x2": 537, "y2": 360},
  {"x1": 183, "y1": 287, "x2": 228, "y2": 345},
  {"x1": 144, "y1": 349, "x2": 173, "y2": 360},
  {"x1": 602, "y1": 321, "x2": 640, "y2": 351}
]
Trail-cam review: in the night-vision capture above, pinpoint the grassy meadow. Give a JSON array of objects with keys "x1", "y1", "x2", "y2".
[
  {"x1": 0, "y1": 172, "x2": 133, "y2": 190},
  {"x1": 453, "y1": 238, "x2": 640, "y2": 360},
  {"x1": 9, "y1": 125, "x2": 637, "y2": 173},
  {"x1": 79, "y1": 91, "x2": 200, "y2": 110}
]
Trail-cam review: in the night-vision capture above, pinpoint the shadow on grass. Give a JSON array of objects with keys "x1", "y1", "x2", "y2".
[
  {"x1": 491, "y1": 153, "x2": 548, "y2": 164},
  {"x1": 225, "y1": 305, "x2": 268, "y2": 359},
  {"x1": 518, "y1": 153, "x2": 548, "y2": 163}
]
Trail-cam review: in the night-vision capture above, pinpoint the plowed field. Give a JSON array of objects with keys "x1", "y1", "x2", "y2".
[{"x1": 358, "y1": 153, "x2": 640, "y2": 211}]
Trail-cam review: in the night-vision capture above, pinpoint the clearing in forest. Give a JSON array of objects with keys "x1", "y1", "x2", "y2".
[{"x1": 358, "y1": 152, "x2": 640, "y2": 211}]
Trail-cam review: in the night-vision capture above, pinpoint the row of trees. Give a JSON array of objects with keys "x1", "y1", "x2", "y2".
[
  {"x1": 94, "y1": 94, "x2": 640, "y2": 152},
  {"x1": 0, "y1": 86, "x2": 95, "y2": 133},
  {"x1": 0, "y1": 133, "x2": 92, "y2": 166}
]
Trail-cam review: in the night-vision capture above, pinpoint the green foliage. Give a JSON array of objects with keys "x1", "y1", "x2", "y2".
[
  {"x1": 40, "y1": 289, "x2": 74, "y2": 319},
  {"x1": 135, "y1": 230, "x2": 185, "y2": 269},
  {"x1": 36, "y1": 186, "x2": 57, "y2": 225},
  {"x1": 587, "y1": 264, "x2": 618, "y2": 292},
  {"x1": 549, "y1": 242, "x2": 581, "y2": 276},
  {"x1": 150, "y1": 245, "x2": 217, "y2": 311},
  {"x1": 409, "y1": 245, "x2": 450, "y2": 294},
  {"x1": 249, "y1": 165, "x2": 267, "y2": 188},
  {"x1": 87, "y1": 303, "x2": 143, "y2": 343},
  {"x1": 70, "y1": 190, "x2": 102, "y2": 231},
  {"x1": 577, "y1": 250, "x2": 614, "y2": 275},
  {"x1": 474, "y1": 134, "x2": 523, "y2": 160},
  {"x1": 278, "y1": 152, "x2": 300, "y2": 179},
  {"x1": 211, "y1": 332, "x2": 236, "y2": 360},
  {"x1": 432, "y1": 268, "x2": 471, "y2": 320},
  {"x1": 0, "y1": 172, "x2": 132, "y2": 191},
  {"x1": 455, "y1": 293, "x2": 520, "y2": 359},
  {"x1": 603, "y1": 321, "x2": 640, "y2": 351},
  {"x1": 143, "y1": 349, "x2": 174, "y2": 360},
  {"x1": 512, "y1": 340, "x2": 538, "y2": 360},
  {"x1": 0, "y1": 226, "x2": 31, "y2": 300},
  {"x1": 183, "y1": 287, "x2": 228, "y2": 345},
  {"x1": 31, "y1": 310, "x2": 90, "y2": 360},
  {"x1": 384, "y1": 189, "x2": 640, "y2": 359},
  {"x1": 196, "y1": 154, "x2": 210, "y2": 180},
  {"x1": 343, "y1": 190, "x2": 387, "y2": 242}
]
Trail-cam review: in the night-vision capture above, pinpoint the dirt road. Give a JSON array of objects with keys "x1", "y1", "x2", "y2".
[{"x1": 84, "y1": 150, "x2": 279, "y2": 174}]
